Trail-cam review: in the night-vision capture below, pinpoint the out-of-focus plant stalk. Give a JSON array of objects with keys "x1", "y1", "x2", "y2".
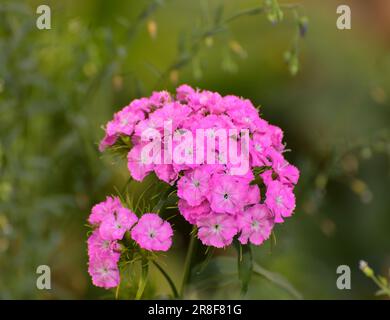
[
  {"x1": 180, "y1": 226, "x2": 197, "y2": 298},
  {"x1": 153, "y1": 260, "x2": 179, "y2": 299},
  {"x1": 360, "y1": 260, "x2": 390, "y2": 298}
]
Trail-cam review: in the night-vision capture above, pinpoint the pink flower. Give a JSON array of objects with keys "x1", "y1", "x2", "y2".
[
  {"x1": 265, "y1": 179, "x2": 296, "y2": 223},
  {"x1": 245, "y1": 185, "x2": 261, "y2": 206},
  {"x1": 99, "y1": 207, "x2": 138, "y2": 240},
  {"x1": 107, "y1": 106, "x2": 145, "y2": 137},
  {"x1": 154, "y1": 164, "x2": 178, "y2": 185},
  {"x1": 208, "y1": 175, "x2": 246, "y2": 214},
  {"x1": 176, "y1": 84, "x2": 195, "y2": 102},
  {"x1": 131, "y1": 213, "x2": 173, "y2": 251},
  {"x1": 197, "y1": 90, "x2": 225, "y2": 114},
  {"x1": 129, "y1": 97, "x2": 153, "y2": 113},
  {"x1": 88, "y1": 257, "x2": 120, "y2": 289},
  {"x1": 279, "y1": 163, "x2": 299, "y2": 186},
  {"x1": 250, "y1": 132, "x2": 272, "y2": 166},
  {"x1": 178, "y1": 199, "x2": 211, "y2": 224},
  {"x1": 177, "y1": 167, "x2": 211, "y2": 206},
  {"x1": 149, "y1": 90, "x2": 171, "y2": 107},
  {"x1": 96, "y1": 85, "x2": 300, "y2": 256},
  {"x1": 127, "y1": 144, "x2": 155, "y2": 182},
  {"x1": 149, "y1": 102, "x2": 191, "y2": 131},
  {"x1": 87, "y1": 229, "x2": 120, "y2": 261},
  {"x1": 98, "y1": 103, "x2": 145, "y2": 152},
  {"x1": 238, "y1": 204, "x2": 274, "y2": 245},
  {"x1": 197, "y1": 213, "x2": 238, "y2": 248},
  {"x1": 268, "y1": 125, "x2": 284, "y2": 151},
  {"x1": 268, "y1": 150, "x2": 300, "y2": 186},
  {"x1": 225, "y1": 97, "x2": 260, "y2": 131},
  {"x1": 99, "y1": 134, "x2": 118, "y2": 152},
  {"x1": 88, "y1": 196, "x2": 122, "y2": 225},
  {"x1": 260, "y1": 170, "x2": 274, "y2": 185}
]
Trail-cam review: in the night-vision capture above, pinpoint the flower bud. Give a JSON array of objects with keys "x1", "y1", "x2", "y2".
[{"x1": 359, "y1": 260, "x2": 374, "y2": 277}]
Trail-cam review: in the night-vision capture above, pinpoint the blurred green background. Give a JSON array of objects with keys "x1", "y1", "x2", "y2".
[{"x1": 0, "y1": 0, "x2": 389, "y2": 299}]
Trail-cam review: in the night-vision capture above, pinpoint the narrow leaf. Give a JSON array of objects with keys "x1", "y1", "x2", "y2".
[
  {"x1": 234, "y1": 240, "x2": 253, "y2": 295},
  {"x1": 253, "y1": 262, "x2": 303, "y2": 300},
  {"x1": 196, "y1": 247, "x2": 215, "y2": 275}
]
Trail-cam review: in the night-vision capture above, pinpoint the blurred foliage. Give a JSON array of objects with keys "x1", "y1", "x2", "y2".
[
  {"x1": 359, "y1": 260, "x2": 390, "y2": 297},
  {"x1": 0, "y1": 0, "x2": 389, "y2": 299}
]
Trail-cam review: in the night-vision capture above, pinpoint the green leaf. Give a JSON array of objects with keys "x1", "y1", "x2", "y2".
[
  {"x1": 195, "y1": 247, "x2": 215, "y2": 275},
  {"x1": 234, "y1": 240, "x2": 253, "y2": 295},
  {"x1": 190, "y1": 256, "x2": 302, "y2": 299},
  {"x1": 152, "y1": 184, "x2": 176, "y2": 214},
  {"x1": 189, "y1": 257, "x2": 238, "y2": 292},
  {"x1": 253, "y1": 262, "x2": 303, "y2": 300}
]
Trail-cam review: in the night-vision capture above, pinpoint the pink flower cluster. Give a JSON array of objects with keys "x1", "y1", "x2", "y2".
[
  {"x1": 87, "y1": 196, "x2": 173, "y2": 288},
  {"x1": 99, "y1": 85, "x2": 299, "y2": 249}
]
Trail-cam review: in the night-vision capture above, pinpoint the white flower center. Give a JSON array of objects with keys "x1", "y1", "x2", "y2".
[
  {"x1": 193, "y1": 179, "x2": 200, "y2": 188},
  {"x1": 212, "y1": 224, "x2": 221, "y2": 233},
  {"x1": 251, "y1": 220, "x2": 260, "y2": 231},
  {"x1": 148, "y1": 229, "x2": 156, "y2": 239}
]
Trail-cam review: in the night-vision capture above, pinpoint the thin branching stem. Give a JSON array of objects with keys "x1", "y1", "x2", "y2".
[
  {"x1": 180, "y1": 227, "x2": 197, "y2": 298},
  {"x1": 153, "y1": 260, "x2": 179, "y2": 299}
]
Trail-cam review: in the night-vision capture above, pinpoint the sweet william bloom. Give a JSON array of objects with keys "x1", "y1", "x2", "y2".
[
  {"x1": 268, "y1": 124, "x2": 284, "y2": 151},
  {"x1": 149, "y1": 101, "x2": 192, "y2": 131},
  {"x1": 279, "y1": 163, "x2": 299, "y2": 186},
  {"x1": 208, "y1": 174, "x2": 246, "y2": 214},
  {"x1": 98, "y1": 105, "x2": 145, "y2": 152},
  {"x1": 238, "y1": 204, "x2": 274, "y2": 245},
  {"x1": 176, "y1": 84, "x2": 195, "y2": 102},
  {"x1": 265, "y1": 179, "x2": 296, "y2": 223},
  {"x1": 154, "y1": 164, "x2": 178, "y2": 185},
  {"x1": 197, "y1": 213, "x2": 238, "y2": 248},
  {"x1": 131, "y1": 213, "x2": 173, "y2": 251},
  {"x1": 99, "y1": 134, "x2": 118, "y2": 152},
  {"x1": 88, "y1": 257, "x2": 120, "y2": 289},
  {"x1": 197, "y1": 91, "x2": 225, "y2": 114},
  {"x1": 99, "y1": 207, "x2": 138, "y2": 241},
  {"x1": 250, "y1": 132, "x2": 273, "y2": 166},
  {"x1": 89, "y1": 196, "x2": 122, "y2": 225},
  {"x1": 127, "y1": 144, "x2": 155, "y2": 182},
  {"x1": 106, "y1": 106, "x2": 145, "y2": 137},
  {"x1": 149, "y1": 90, "x2": 171, "y2": 108},
  {"x1": 177, "y1": 167, "x2": 211, "y2": 206},
  {"x1": 260, "y1": 170, "x2": 274, "y2": 185},
  {"x1": 91, "y1": 85, "x2": 301, "y2": 292},
  {"x1": 87, "y1": 229, "x2": 120, "y2": 261},
  {"x1": 245, "y1": 185, "x2": 261, "y2": 206},
  {"x1": 225, "y1": 98, "x2": 260, "y2": 132},
  {"x1": 178, "y1": 199, "x2": 211, "y2": 224},
  {"x1": 267, "y1": 149, "x2": 300, "y2": 186}
]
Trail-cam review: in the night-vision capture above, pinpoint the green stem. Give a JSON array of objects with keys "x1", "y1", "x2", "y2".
[
  {"x1": 115, "y1": 281, "x2": 121, "y2": 300},
  {"x1": 152, "y1": 185, "x2": 176, "y2": 214},
  {"x1": 153, "y1": 260, "x2": 179, "y2": 299},
  {"x1": 370, "y1": 275, "x2": 390, "y2": 297},
  {"x1": 135, "y1": 257, "x2": 149, "y2": 300},
  {"x1": 179, "y1": 227, "x2": 197, "y2": 298}
]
